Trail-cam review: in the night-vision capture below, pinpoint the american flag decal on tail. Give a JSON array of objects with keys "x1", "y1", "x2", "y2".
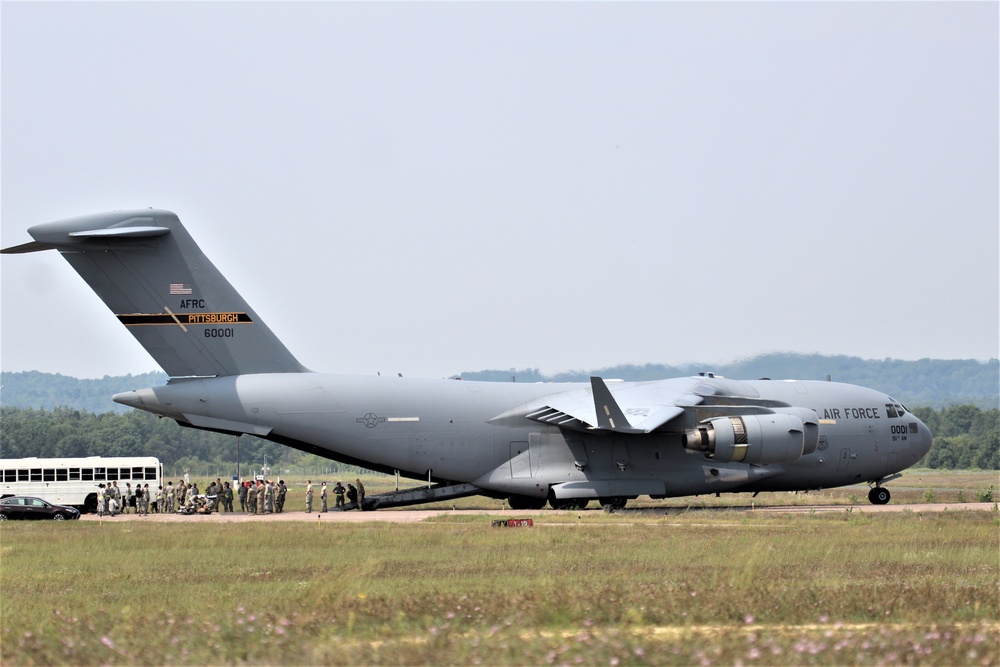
[{"x1": 169, "y1": 283, "x2": 192, "y2": 295}]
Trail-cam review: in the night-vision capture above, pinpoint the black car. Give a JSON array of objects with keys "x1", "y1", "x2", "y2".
[{"x1": 0, "y1": 496, "x2": 81, "y2": 520}]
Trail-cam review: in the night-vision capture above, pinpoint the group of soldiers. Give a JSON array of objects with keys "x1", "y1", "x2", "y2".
[
  {"x1": 96, "y1": 479, "x2": 192, "y2": 515},
  {"x1": 96, "y1": 481, "x2": 154, "y2": 516},
  {"x1": 237, "y1": 479, "x2": 288, "y2": 514},
  {"x1": 96, "y1": 477, "x2": 373, "y2": 516},
  {"x1": 305, "y1": 478, "x2": 366, "y2": 511}
]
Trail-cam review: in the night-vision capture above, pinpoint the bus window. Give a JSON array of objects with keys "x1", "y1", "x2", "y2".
[
  {"x1": 56, "y1": 469, "x2": 68, "y2": 482},
  {"x1": 108, "y1": 468, "x2": 119, "y2": 481},
  {"x1": 132, "y1": 467, "x2": 145, "y2": 479},
  {"x1": 93, "y1": 468, "x2": 106, "y2": 481},
  {"x1": 31, "y1": 469, "x2": 42, "y2": 482},
  {"x1": 17, "y1": 469, "x2": 29, "y2": 482},
  {"x1": 82, "y1": 468, "x2": 93, "y2": 481},
  {"x1": 144, "y1": 467, "x2": 157, "y2": 480},
  {"x1": 43, "y1": 469, "x2": 55, "y2": 482},
  {"x1": 118, "y1": 468, "x2": 131, "y2": 480},
  {"x1": 2, "y1": 470, "x2": 12, "y2": 482},
  {"x1": 69, "y1": 468, "x2": 80, "y2": 481}
]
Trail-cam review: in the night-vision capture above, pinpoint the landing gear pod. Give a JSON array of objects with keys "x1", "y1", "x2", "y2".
[{"x1": 684, "y1": 414, "x2": 807, "y2": 464}]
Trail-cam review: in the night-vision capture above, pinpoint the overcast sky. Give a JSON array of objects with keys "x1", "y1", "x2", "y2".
[{"x1": 2, "y1": 2, "x2": 997, "y2": 381}]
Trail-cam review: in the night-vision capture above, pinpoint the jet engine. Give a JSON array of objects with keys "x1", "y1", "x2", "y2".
[{"x1": 683, "y1": 414, "x2": 808, "y2": 464}]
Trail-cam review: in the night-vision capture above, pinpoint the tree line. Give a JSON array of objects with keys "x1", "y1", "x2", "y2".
[
  {"x1": 910, "y1": 405, "x2": 999, "y2": 470},
  {"x1": 1, "y1": 404, "x2": 996, "y2": 472},
  {"x1": 0, "y1": 406, "x2": 350, "y2": 477}
]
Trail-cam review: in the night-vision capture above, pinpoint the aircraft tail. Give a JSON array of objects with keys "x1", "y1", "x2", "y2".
[{"x1": 2, "y1": 209, "x2": 307, "y2": 378}]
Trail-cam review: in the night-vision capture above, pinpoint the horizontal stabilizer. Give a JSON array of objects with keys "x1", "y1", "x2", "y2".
[
  {"x1": 69, "y1": 226, "x2": 170, "y2": 239},
  {"x1": 0, "y1": 240, "x2": 57, "y2": 254}
]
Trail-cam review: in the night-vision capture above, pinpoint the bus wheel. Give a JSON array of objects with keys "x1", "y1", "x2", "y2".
[{"x1": 83, "y1": 494, "x2": 98, "y2": 514}]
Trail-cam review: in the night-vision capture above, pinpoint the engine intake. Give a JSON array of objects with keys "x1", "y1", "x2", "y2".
[{"x1": 684, "y1": 414, "x2": 807, "y2": 464}]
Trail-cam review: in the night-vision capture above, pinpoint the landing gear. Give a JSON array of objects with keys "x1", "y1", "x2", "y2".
[
  {"x1": 868, "y1": 486, "x2": 891, "y2": 505},
  {"x1": 506, "y1": 495, "x2": 547, "y2": 510},
  {"x1": 599, "y1": 497, "x2": 627, "y2": 513}
]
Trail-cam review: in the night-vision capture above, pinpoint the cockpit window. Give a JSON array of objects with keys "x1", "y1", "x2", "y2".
[{"x1": 885, "y1": 404, "x2": 899, "y2": 418}]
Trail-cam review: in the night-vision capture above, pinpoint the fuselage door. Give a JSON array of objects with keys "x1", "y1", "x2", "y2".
[
  {"x1": 837, "y1": 448, "x2": 852, "y2": 473},
  {"x1": 510, "y1": 441, "x2": 531, "y2": 478}
]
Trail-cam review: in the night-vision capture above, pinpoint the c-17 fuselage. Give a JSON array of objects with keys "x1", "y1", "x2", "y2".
[{"x1": 2, "y1": 210, "x2": 933, "y2": 509}]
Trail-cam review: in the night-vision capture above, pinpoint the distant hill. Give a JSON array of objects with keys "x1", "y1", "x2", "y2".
[
  {"x1": 456, "y1": 354, "x2": 999, "y2": 410},
  {"x1": 1, "y1": 354, "x2": 997, "y2": 412},
  {"x1": 1, "y1": 371, "x2": 168, "y2": 413}
]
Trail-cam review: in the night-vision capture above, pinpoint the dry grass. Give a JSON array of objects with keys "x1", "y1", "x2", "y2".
[{"x1": 1, "y1": 509, "x2": 997, "y2": 665}]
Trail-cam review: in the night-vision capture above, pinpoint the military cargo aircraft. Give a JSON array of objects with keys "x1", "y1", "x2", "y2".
[{"x1": 2, "y1": 210, "x2": 933, "y2": 510}]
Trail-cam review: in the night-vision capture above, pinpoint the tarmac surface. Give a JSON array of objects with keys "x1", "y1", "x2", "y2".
[{"x1": 79, "y1": 502, "x2": 996, "y2": 523}]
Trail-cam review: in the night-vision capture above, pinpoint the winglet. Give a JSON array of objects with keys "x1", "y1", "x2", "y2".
[{"x1": 590, "y1": 377, "x2": 643, "y2": 434}]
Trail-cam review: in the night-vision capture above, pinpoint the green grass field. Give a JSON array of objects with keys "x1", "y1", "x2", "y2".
[{"x1": 1, "y1": 508, "x2": 997, "y2": 665}]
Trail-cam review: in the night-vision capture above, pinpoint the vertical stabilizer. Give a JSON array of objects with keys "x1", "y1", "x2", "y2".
[{"x1": 3, "y1": 209, "x2": 307, "y2": 377}]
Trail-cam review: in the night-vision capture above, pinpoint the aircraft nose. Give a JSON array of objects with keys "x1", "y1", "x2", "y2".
[{"x1": 913, "y1": 416, "x2": 933, "y2": 460}]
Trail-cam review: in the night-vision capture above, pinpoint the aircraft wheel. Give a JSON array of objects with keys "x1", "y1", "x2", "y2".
[
  {"x1": 506, "y1": 495, "x2": 546, "y2": 511},
  {"x1": 599, "y1": 497, "x2": 627, "y2": 513},
  {"x1": 868, "y1": 487, "x2": 891, "y2": 505}
]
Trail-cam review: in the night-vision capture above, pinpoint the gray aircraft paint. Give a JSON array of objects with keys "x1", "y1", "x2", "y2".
[{"x1": 2, "y1": 210, "x2": 933, "y2": 508}]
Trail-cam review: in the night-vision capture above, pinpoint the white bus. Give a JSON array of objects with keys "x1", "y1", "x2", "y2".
[{"x1": 0, "y1": 456, "x2": 163, "y2": 513}]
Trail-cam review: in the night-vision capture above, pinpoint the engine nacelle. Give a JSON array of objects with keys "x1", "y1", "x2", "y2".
[{"x1": 683, "y1": 414, "x2": 807, "y2": 464}]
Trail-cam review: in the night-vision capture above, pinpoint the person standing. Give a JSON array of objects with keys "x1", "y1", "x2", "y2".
[
  {"x1": 223, "y1": 482, "x2": 234, "y2": 512},
  {"x1": 305, "y1": 480, "x2": 313, "y2": 513},
  {"x1": 255, "y1": 480, "x2": 265, "y2": 514},
  {"x1": 333, "y1": 481, "x2": 346, "y2": 508},
  {"x1": 166, "y1": 481, "x2": 175, "y2": 513},
  {"x1": 355, "y1": 478, "x2": 366, "y2": 511},
  {"x1": 238, "y1": 481, "x2": 248, "y2": 513},
  {"x1": 111, "y1": 482, "x2": 121, "y2": 514},
  {"x1": 277, "y1": 480, "x2": 287, "y2": 513},
  {"x1": 122, "y1": 483, "x2": 133, "y2": 515},
  {"x1": 320, "y1": 482, "x2": 328, "y2": 512}
]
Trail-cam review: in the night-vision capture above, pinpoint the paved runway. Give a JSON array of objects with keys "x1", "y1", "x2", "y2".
[{"x1": 79, "y1": 502, "x2": 995, "y2": 523}]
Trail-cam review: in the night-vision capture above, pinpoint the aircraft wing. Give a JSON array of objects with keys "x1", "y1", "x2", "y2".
[{"x1": 490, "y1": 376, "x2": 704, "y2": 434}]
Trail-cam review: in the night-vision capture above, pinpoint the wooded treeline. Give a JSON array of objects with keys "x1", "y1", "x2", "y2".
[
  {"x1": 911, "y1": 405, "x2": 999, "y2": 470},
  {"x1": 0, "y1": 407, "x2": 340, "y2": 477},
  {"x1": 1, "y1": 404, "x2": 996, "y2": 472}
]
